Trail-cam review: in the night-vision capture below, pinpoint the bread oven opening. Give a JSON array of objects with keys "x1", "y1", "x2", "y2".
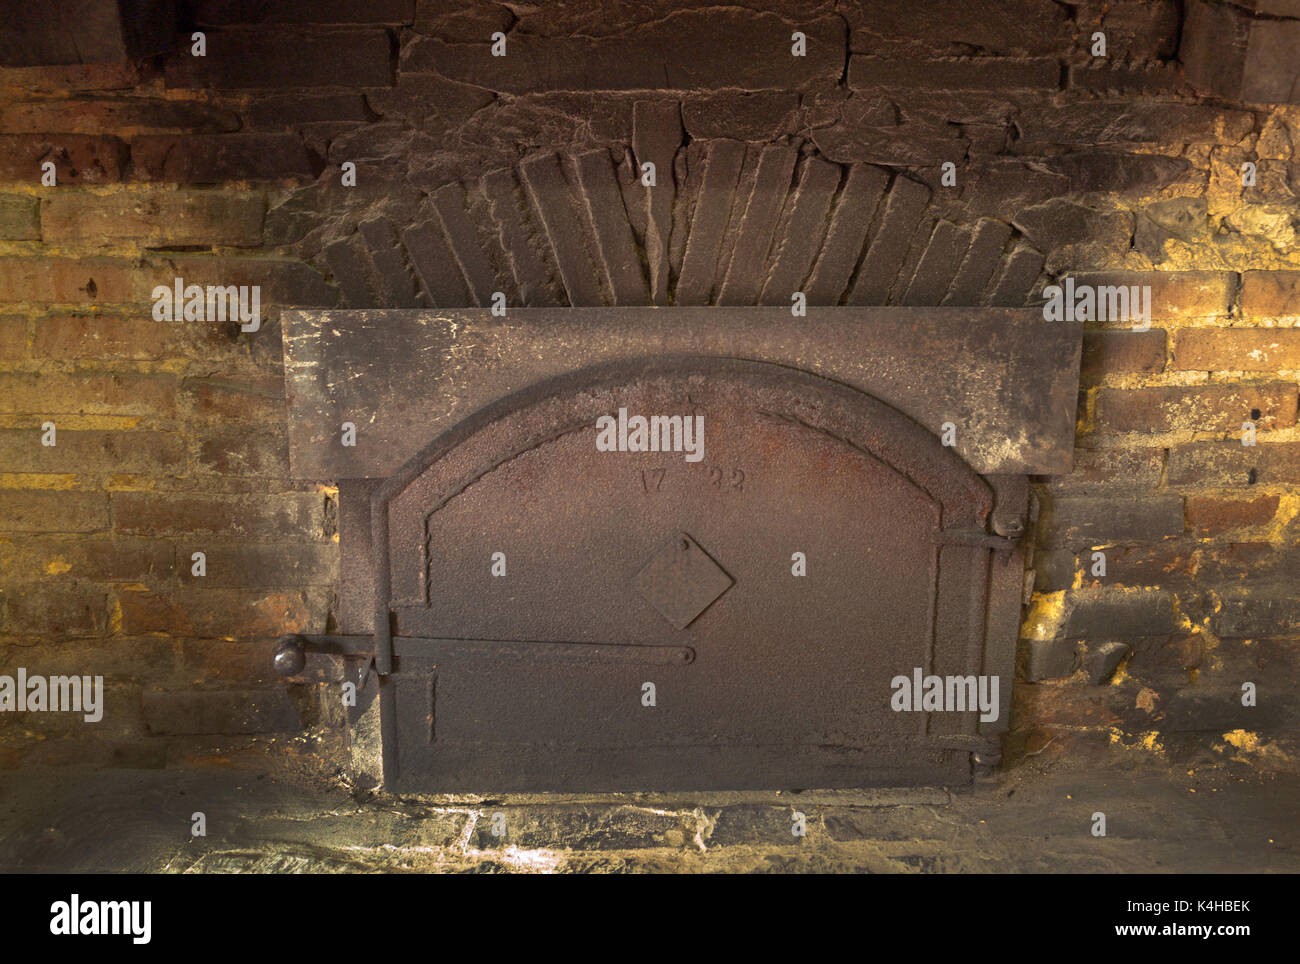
[{"x1": 273, "y1": 306, "x2": 1081, "y2": 792}]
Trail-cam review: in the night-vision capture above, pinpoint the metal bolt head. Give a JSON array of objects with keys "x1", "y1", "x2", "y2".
[{"x1": 273, "y1": 637, "x2": 307, "y2": 677}]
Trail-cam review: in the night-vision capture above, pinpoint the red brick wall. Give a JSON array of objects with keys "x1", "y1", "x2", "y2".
[{"x1": 0, "y1": 0, "x2": 1296, "y2": 776}]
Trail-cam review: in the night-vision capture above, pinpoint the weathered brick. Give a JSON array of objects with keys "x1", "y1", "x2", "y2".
[
  {"x1": 0, "y1": 537, "x2": 173, "y2": 583},
  {"x1": 0, "y1": 430, "x2": 185, "y2": 474},
  {"x1": 1075, "y1": 0, "x2": 1180, "y2": 61},
  {"x1": 0, "y1": 372, "x2": 178, "y2": 417},
  {"x1": 139, "y1": 256, "x2": 336, "y2": 307},
  {"x1": 1080, "y1": 329, "x2": 1166, "y2": 381},
  {"x1": 681, "y1": 91, "x2": 797, "y2": 142},
  {"x1": 131, "y1": 133, "x2": 315, "y2": 183},
  {"x1": 847, "y1": 176, "x2": 931, "y2": 304},
  {"x1": 1044, "y1": 150, "x2": 1190, "y2": 196},
  {"x1": 0, "y1": 134, "x2": 127, "y2": 183},
  {"x1": 354, "y1": 82, "x2": 487, "y2": 146},
  {"x1": 115, "y1": 587, "x2": 322, "y2": 637},
  {"x1": 3, "y1": 695, "x2": 151, "y2": 757},
  {"x1": 941, "y1": 218, "x2": 1011, "y2": 306},
  {"x1": 716, "y1": 146, "x2": 798, "y2": 306},
  {"x1": 986, "y1": 246, "x2": 1046, "y2": 308},
  {"x1": 632, "y1": 99, "x2": 682, "y2": 305},
  {"x1": 0, "y1": 490, "x2": 108, "y2": 533},
  {"x1": 182, "y1": 374, "x2": 284, "y2": 421},
  {"x1": 1135, "y1": 197, "x2": 1212, "y2": 261},
  {"x1": 356, "y1": 217, "x2": 424, "y2": 306},
  {"x1": 142, "y1": 688, "x2": 301, "y2": 734},
  {"x1": 0, "y1": 258, "x2": 135, "y2": 304},
  {"x1": 1240, "y1": 271, "x2": 1300, "y2": 320},
  {"x1": 900, "y1": 221, "x2": 968, "y2": 306},
  {"x1": 41, "y1": 190, "x2": 264, "y2": 246},
  {"x1": 1067, "y1": 64, "x2": 1192, "y2": 96},
  {"x1": 0, "y1": 99, "x2": 240, "y2": 134},
  {"x1": 1216, "y1": 589, "x2": 1300, "y2": 638},
  {"x1": 412, "y1": 0, "x2": 514, "y2": 38},
  {"x1": 675, "y1": 140, "x2": 747, "y2": 306},
  {"x1": 956, "y1": 160, "x2": 1069, "y2": 220},
  {"x1": 1093, "y1": 383, "x2": 1297, "y2": 434},
  {"x1": 1064, "y1": 588, "x2": 1179, "y2": 639},
  {"x1": 1166, "y1": 441, "x2": 1300, "y2": 486},
  {"x1": 0, "y1": 316, "x2": 26, "y2": 357},
  {"x1": 1040, "y1": 446, "x2": 1165, "y2": 492},
  {"x1": 518, "y1": 153, "x2": 604, "y2": 307},
  {"x1": 848, "y1": 56, "x2": 1059, "y2": 90},
  {"x1": 112, "y1": 492, "x2": 329, "y2": 539},
  {"x1": 1199, "y1": 542, "x2": 1284, "y2": 585},
  {"x1": 812, "y1": 119, "x2": 969, "y2": 168},
  {"x1": 843, "y1": 0, "x2": 1068, "y2": 55},
  {"x1": 1187, "y1": 494, "x2": 1280, "y2": 535},
  {"x1": 1181, "y1": 0, "x2": 1300, "y2": 104},
  {"x1": 759, "y1": 157, "x2": 839, "y2": 305},
  {"x1": 0, "y1": 637, "x2": 174, "y2": 681},
  {"x1": 1037, "y1": 494, "x2": 1184, "y2": 548},
  {"x1": 0, "y1": 194, "x2": 39, "y2": 240},
  {"x1": 573, "y1": 149, "x2": 651, "y2": 306},
  {"x1": 1011, "y1": 682, "x2": 1125, "y2": 729},
  {"x1": 1250, "y1": 1, "x2": 1300, "y2": 14},
  {"x1": 1101, "y1": 542, "x2": 1201, "y2": 588},
  {"x1": 1023, "y1": 637, "x2": 1080, "y2": 680},
  {"x1": 1162, "y1": 688, "x2": 1267, "y2": 733},
  {"x1": 194, "y1": 0, "x2": 415, "y2": 24},
  {"x1": 165, "y1": 28, "x2": 395, "y2": 89},
  {"x1": 1172, "y1": 327, "x2": 1300, "y2": 371},
  {"x1": 1012, "y1": 199, "x2": 1132, "y2": 252},
  {"x1": 32, "y1": 314, "x2": 228, "y2": 361},
  {"x1": 1014, "y1": 102, "x2": 1254, "y2": 149},
  {"x1": 0, "y1": 60, "x2": 155, "y2": 93},
  {"x1": 1031, "y1": 549, "x2": 1079, "y2": 591},
  {"x1": 1256, "y1": 636, "x2": 1300, "y2": 676},
  {"x1": 0, "y1": 582, "x2": 106, "y2": 637},
  {"x1": 238, "y1": 91, "x2": 372, "y2": 128},
  {"x1": 322, "y1": 233, "x2": 381, "y2": 308},
  {"x1": 1083, "y1": 641, "x2": 1131, "y2": 684},
  {"x1": 196, "y1": 427, "x2": 289, "y2": 477},
  {"x1": 180, "y1": 544, "x2": 337, "y2": 588},
  {"x1": 1126, "y1": 634, "x2": 1205, "y2": 675},
  {"x1": 402, "y1": 11, "x2": 845, "y2": 91}
]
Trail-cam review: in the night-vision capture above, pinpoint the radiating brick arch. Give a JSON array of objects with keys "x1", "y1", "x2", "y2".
[{"x1": 318, "y1": 119, "x2": 1045, "y2": 311}]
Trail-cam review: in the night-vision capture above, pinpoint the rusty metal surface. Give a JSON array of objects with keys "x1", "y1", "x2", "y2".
[
  {"x1": 343, "y1": 357, "x2": 1008, "y2": 792},
  {"x1": 276, "y1": 309, "x2": 1070, "y2": 792},
  {"x1": 282, "y1": 307, "x2": 1083, "y2": 479}
]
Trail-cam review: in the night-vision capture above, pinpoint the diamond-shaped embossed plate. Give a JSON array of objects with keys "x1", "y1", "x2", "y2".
[{"x1": 632, "y1": 532, "x2": 734, "y2": 630}]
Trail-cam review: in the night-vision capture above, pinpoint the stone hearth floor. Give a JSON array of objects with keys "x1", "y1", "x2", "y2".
[{"x1": 2, "y1": 755, "x2": 1296, "y2": 873}]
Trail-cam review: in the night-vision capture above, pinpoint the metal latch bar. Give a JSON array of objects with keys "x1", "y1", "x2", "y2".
[{"x1": 273, "y1": 633, "x2": 694, "y2": 677}]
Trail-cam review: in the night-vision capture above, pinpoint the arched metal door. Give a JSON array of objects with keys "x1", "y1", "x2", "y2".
[{"x1": 366, "y1": 357, "x2": 1002, "y2": 792}]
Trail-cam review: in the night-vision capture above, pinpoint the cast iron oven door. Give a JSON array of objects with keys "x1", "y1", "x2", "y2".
[
  {"x1": 365, "y1": 356, "x2": 998, "y2": 792},
  {"x1": 275, "y1": 306, "x2": 1082, "y2": 793}
]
